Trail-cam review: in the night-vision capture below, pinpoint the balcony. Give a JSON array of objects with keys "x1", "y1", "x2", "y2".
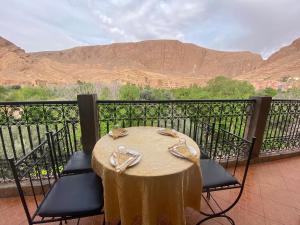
[
  {"x1": 2, "y1": 156, "x2": 300, "y2": 225},
  {"x1": 1, "y1": 96, "x2": 300, "y2": 225}
]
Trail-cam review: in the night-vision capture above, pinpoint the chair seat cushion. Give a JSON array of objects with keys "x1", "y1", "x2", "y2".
[
  {"x1": 63, "y1": 151, "x2": 92, "y2": 174},
  {"x1": 201, "y1": 159, "x2": 239, "y2": 189},
  {"x1": 38, "y1": 172, "x2": 103, "y2": 217}
]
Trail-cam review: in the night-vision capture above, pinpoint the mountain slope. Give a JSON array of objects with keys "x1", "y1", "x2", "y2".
[
  {"x1": 32, "y1": 40, "x2": 263, "y2": 78},
  {"x1": 0, "y1": 37, "x2": 31, "y2": 71},
  {"x1": 0, "y1": 38, "x2": 208, "y2": 87},
  {"x1": 1, "y1": 36, "x2": 300, "y2": 88},
  {"x1": 236, "y1": 38, "x2": 300, "y2": 88}
]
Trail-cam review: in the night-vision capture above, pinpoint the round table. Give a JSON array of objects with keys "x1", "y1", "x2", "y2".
[{"x1": 92, "y1": 126, "x2": 203, "y2": 225}]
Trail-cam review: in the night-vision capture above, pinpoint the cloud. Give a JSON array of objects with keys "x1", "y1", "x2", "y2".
[
  {"x1": 212, "y1": 0, "x2": 300, "y2": 58},
  {"x1": 0, "y1": 0, "x2": 107, "y2": 51},
  {"x1": 0, "y1": 0, "x2": 300, "y2": 58},
  {"x1": 87, "y1": 0, "x2": 207, "y2": 42}
]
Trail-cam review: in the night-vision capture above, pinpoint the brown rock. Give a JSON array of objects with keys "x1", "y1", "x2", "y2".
[{"x1": 1, "y1": 36, "x2": 300, "y2": 89}]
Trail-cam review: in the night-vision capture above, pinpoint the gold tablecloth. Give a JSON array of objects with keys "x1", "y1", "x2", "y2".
[{"x1": 92, "y1": 126, "x2": 202, "y2": 225}]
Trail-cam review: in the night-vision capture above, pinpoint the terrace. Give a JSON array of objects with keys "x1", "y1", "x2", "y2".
[
  {"x1": 2, "y1": 156, "x2": 300, "y2": 225},
  {"x1": 1, "y1": 95, "x2": 300, "y2": 225}
]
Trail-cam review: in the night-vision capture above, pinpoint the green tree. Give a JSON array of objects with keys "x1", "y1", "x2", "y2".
[
  {"x1": 154, "y1": 89, "x2": 173, "y2": 100},
  {"x1": 274, "y1": 88, "x2": 300, "y2": 99},
  {"x1": 76, "y1": 82, "x2": 96, "y2": 94},
  {"x1": 0, "y1": 86, "x2": 10, "y2": 101},
  {"x1": 6, "y1": 86, "x2": 56, "y2": 101},
  {"x1": 171, "y1": 85, "x2": 208, "y2": 100},
  {"x1": 205, "y1": 76, "x2": 255, "y2": 99},
  {"x1": 140, "y1": 87, "x2": 173, "y2": 100},
  {"x1": 256, "y1": 87, "x2": 278, "y2": 97},
  {"x1": 140, "y1": 88, "x2": 155, "y2": 100},
  {"x1": 119, "y1": 84, "x2": 140, "y2": 100},
  {"x1": 99, "y1": 87, "x2": 111, "y2": 100}
]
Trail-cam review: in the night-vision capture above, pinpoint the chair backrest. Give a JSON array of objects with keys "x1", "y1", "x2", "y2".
[
  {"x1": 49, "y1": 124, "x2": 74, "y2": 175},
  {"x1": 9, "y1": 134, "x2": 57, "y2": 224},
  {"x1": 195, "y1": 120, "x2": 256, "y2": 187}
]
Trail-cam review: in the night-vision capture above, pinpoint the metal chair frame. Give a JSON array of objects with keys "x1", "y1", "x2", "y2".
[
  {"x1": 50, "y1": 124, "x2": 92, "y2": 175},
  {"x1": 9, "y1": 133, "x2": 104, "y2": 225},
  {"x1": 195, "y1": 121, "x2": 256, "y2": 225},
  {"x1": 49, "y1": 125, "x2": 73, "y2": 175}
]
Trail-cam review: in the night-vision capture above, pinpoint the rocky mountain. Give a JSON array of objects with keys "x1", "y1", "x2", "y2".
[
  {"x1": 1, "y1": 36, "x2": 300, "y2": 89},
  {"x1": 236, "y1": 38, "x2": 300, "y2": 88},
  {"x1": 0, "y1": 37, "x2": 31, "y2": 72},
  {"x1": 32, "y1": 40, "x2": 263, "y2": 78}
]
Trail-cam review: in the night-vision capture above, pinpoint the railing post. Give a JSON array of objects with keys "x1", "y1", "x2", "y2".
[
  {"x1": 77, "y1": 94, "x2": 99, "y2": 153},
  {"x1": 245, "y1": 96, "x2": 272, "y2": 158}
]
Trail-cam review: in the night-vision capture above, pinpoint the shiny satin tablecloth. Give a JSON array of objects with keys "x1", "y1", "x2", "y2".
[{"x1": 92, "y1": 126, "x2": 202, "y2": 225}]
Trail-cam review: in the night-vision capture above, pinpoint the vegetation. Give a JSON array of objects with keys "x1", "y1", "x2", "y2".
[
  {"x1": 275, "y1": 88, "x2": 300, "y2": 99},
  {"x1": 0, "y1": 76, "x2": 299, "y2": 101},
  {"x1": 255, "y1": 87, "x2": 278, "y2": 97},
  {"x1": 99, "y1": 87, "x2": 111, "y2": 100},
  {"x1": 0, "y1": 86, "x2": 56, "y2": 101},
  {"x1": 119, "y1": 84, "x2": 140, "y2": 100}
]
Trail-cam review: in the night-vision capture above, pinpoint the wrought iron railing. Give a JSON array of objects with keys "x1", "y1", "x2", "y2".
[
  {"x1": 2, "y1": 98, "x2": 300, "y2": 183},
  {"x1": 262, "y1": 99, "x2": 300, "y2": 154},
  {"x1": 0, "y1": 101, "x2": 81, "y2": 182},
  {"x1": 97, "y1": 99, "x2": 255, "y2": 138}
]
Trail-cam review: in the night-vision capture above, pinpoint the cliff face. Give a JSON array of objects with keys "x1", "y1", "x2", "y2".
[
  {"x1": 1, "y1": 36, "x2": 300, "y2": 88},
  {"x1": 0, "y1": 37, "x2": 24, "y2": 55},
  {"x1": 0, "y1": 37, "x2": 32, "y2": 72},
  {"x1": 268, "y1": 38, "x2": 300, "y2": 63},
  {"x1": 237, "y1": 38, "x2": 300, "y2": 85},
  {"x1": 32, "y1": 40, "x2": 263, "y2": 78}
]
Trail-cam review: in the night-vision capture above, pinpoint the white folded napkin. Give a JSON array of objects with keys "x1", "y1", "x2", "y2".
[
  {"x1": 169, "y1": 144, "x2": 198, "y2": 163},
  {"x1": 113, "y1": 149, "x2": 139, "y2": 173},
  {"x1": 158, "y1": 128, "x2": 178, "y2": 137},
  {"x1": 111, "y1": 128, "x2": 128, "y2": 139}
]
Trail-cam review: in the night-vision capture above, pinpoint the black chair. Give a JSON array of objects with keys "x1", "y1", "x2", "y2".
[
  {"x1": 63, "y1": 151, "x2": 92, "y2": 174},
  {"x1": 50, "y1": 125, "x2": 92, "y2": 175},
  {"x1": 200, "y1": 151, "x2": 210, "y2": 159},
  {"x1": 194, "y1": 121, "x2": 256, "y2": 225},
  {"x1": 9, "y1": 134, "x2": 105, "y2": 225}
]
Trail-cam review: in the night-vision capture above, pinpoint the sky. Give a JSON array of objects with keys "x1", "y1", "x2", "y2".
[{"x1": 0, "y1": 0, "x2": 300, "y2": 59}]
